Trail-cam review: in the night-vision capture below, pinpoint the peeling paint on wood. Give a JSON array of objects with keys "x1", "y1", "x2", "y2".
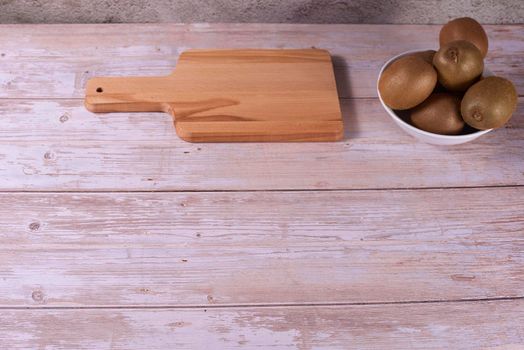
[
  {"x1": 0, "y1": 189, "x2": 522, "y2": 306},
  {"x1": 1, "y1": 301, "x2": 523, "y2": 349},
  {"x1": 0, "y1": 24, "x2": 522, "y2": 98},
  {"x1": 0, "y1": 98, "x2": 522, "y2": 190},
  {"x1": 0, "y1": 23, "x2": 523, "y2": 348}
]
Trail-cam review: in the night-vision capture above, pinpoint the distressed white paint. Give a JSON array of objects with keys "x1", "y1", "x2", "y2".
[
  {"x1": 0, "y1": 188, "x2": 522, "y2": 306},
  {"x1": 0, "y1": 23, "x2": 523, "y2": 349},
  {"x1": 0, "y1": 98, "x2": 522, "y2": 191},
  {"x1": 0, "y1": 24, "x2": 522, "y2": 98},
  {"x1": 1, "y1": 301, "x2": 523, "y2": 349}
]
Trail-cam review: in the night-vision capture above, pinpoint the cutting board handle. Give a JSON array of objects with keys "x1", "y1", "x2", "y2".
[{"x1": 85, "y1": 76, "x2": 174, "y2": 114}]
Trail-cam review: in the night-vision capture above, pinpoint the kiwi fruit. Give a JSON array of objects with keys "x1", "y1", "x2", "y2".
[
  {"x1": 410, "y1": 93, "x2": 464, "y2": 135},
  {"x1": 461, "y1": 76, "x2": 517, "y2": 130},
  {"x1": 433, "y1": 40, "x2": 484, "y2": 92},
  {"x1": 440, "y1": 17, "x2": 489, "y2": 57},
  {"x1": 410, "y1": 50, "x2": 436, "y2": 64},
  {"x1": 379, "y1": 55, "x2": 437, "y2": 110}
]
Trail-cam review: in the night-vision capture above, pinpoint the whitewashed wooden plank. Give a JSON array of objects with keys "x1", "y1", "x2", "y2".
[
  {"x1": 0, "y1": 24, "x2": 522, "y2": 98},
  {"x1": 0, "y1": 188, "x2": 522, "y2": 307},
  {"x1": 0, "y1": 98, "x2": 522, "y2": 191},
  {"x1": 1, "y1": 300, "x2": 523, "y2": 349},
  {"x1": 0, "y1": 24, "x2": 521, "y2": 59}
]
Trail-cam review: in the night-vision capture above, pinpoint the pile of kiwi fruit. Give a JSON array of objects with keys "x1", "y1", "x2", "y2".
[{"x1": 379, "y1": 17, "x2": 518, "y2": 135}]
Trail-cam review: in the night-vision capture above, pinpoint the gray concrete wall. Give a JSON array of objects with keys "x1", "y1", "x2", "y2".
[{"x1": 0, "y1": 0, "x2": 522, "y2": 24}]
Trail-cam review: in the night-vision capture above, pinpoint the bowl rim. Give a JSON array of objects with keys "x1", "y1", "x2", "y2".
[{"x1": 377, "y1": 49, "x2": 492, "y2": 140}]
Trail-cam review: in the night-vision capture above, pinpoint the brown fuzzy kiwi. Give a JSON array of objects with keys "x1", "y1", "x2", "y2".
[
  {"x1": 440, "y1": 17, "x2": 489, "y2": 57},
  {"x1": 410, "y1": 93, "x2": 465, "y2": 135},
  {"x1": 461, "y1": 76, "x2": 517, "y2": 130},
  {"x1": 410, "y1": 50, "x2": 436, "y2": 64},
  {"x1": 379, "y1": 55, "x2": 437, "y2": 110},
  {"x1": 433, "y1": 40, "x2": 484, "y2": 92}
]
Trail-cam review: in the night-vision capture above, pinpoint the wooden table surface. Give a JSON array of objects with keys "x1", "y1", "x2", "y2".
[{"x1": 0, "y1": 23, "x2": 523, "y2": 349}]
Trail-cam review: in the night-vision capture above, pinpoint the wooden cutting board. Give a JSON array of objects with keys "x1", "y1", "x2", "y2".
[{"x1": 85, "y1": 49, "x2": 343, "y2": 142}]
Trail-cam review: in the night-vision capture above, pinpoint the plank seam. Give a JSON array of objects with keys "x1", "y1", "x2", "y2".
[
  {"x1": 2, "y1": 296, "x2": 523, "y2": 310},
  {"x1": 0, "y1": 184, "x2": 522, "y2": 194}
]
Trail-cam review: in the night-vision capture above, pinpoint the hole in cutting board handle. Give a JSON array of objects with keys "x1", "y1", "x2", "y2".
[{"x1": 96, "y1": 87, "x2": 103, "y2": 93}]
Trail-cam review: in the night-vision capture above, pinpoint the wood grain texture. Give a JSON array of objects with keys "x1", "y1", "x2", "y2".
[
  {"x1": 85, "y1": 49, "x2": 343, "y2": 142},
  {"x1": 0, "y1": 24, "x2": 522, "y2": 99},
  {"x1": 0, "y1": 98, "x2": 522, "y2": 191},
  {"x1": 0, "y1": 188, "x2": 522, "y2": 307},
  {"x1": 1, "y1": 301, "x2": 523, "y2": 349},
  {"x1": 0, "y1": 23, "x2": 523, "y2": 348}
]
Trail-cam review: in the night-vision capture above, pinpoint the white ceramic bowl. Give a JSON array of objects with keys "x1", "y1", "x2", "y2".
[{"x1": 377, "y1": 49, "x2": 492, "y2": 145}]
